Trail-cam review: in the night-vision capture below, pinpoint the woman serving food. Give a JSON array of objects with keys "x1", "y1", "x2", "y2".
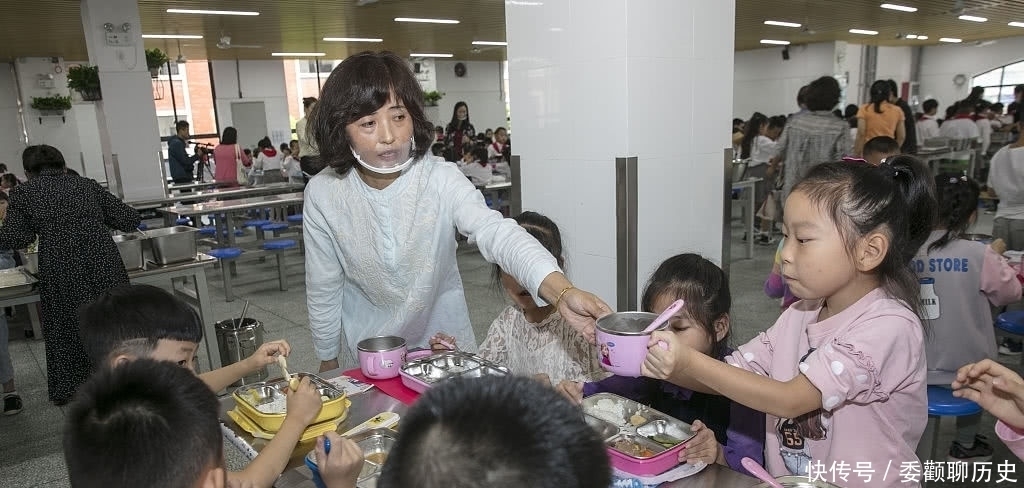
[{"x1": 304, "y1": 51, "x2": 612, "y2": 371}]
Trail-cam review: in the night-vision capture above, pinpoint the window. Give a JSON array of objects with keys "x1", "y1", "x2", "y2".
[
  {"x1": 298, "y1": 60, "x2": 340, "y2": 74},
  {"x1": 971, "y1": 61, "x2": 1024, "y2": 105}
]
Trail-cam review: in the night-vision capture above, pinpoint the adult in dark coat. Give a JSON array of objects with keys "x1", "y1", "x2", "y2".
[{"x1": 0, "y1": 145, "x2": 140, "y2": 404}]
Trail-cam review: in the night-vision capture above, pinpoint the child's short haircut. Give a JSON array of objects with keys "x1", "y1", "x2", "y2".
[
  {"x1": 863, "y1": 136, "x2": 900, "y2": 159},
  {"x1": 64, "y1": 358, "x2": 222, "y2": 488},
  {"x1": 378, "y1": 376, "x2": 611, "y2": 488},
  {"x1": 78, "y1": 284, "x2": 203, "y2": 365}
]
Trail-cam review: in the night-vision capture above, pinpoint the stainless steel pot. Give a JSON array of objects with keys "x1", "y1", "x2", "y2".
[
  {"x1": 112, "y1": 234, "x2": 145, "y2": 270},
  {"x1": 17, "y1": 250, "x2": 37, "y2": 275},
  {"x1": 144, "y1": 226, "x2": 199, "y2": 265},
  {"x1": 215, "y1": 318, "x2": 267, "y2": 386},
  {"x1": 732, "y1": 160, "x2": 748, "y2": 183}
]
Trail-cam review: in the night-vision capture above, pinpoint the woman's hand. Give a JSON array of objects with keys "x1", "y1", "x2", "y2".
[
  {"x1": 953, "y1": 359, "x2": 1024, "y2": 430},
  {"x1": 428, "y1": 332, "x2": 458, "y2": 352},
  {"x1": 315, "y1": 432, "x2": 364, "y2": 488},
  {"x1": 245, "y1": 340, "x2": 291, "y2": 371},
  {"x1": 557, "y1": 288, "x2": 613, "y2": 345},
  {"x1": 284, "y1": 376, "x2": 323, "y2": 426},
  {"x1": 991, "y1": 238, "x2": 1008, "y2": 255},
  {"x1": 679, "y1": 420, "x2": 723, "y2": 466},
  {"x1": 641, "y1": 330, "x2": 694, "y2": 380},
  {"x1": 556, "y1": 380, "x2": 584, "y2": 404}
]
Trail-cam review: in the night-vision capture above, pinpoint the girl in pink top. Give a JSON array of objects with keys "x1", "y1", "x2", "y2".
[
  {"x1": 953, "y1": 359, "x2": 1024, "y2": 461},
  {"x1": 643, "y1": 156, "x2": 937, "y2": 487},
  {"x1": 212, "y1": 127, "x2": 251, "y2": 187}
]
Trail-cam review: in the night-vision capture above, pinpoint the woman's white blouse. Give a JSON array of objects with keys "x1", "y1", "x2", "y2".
[{"x1": 303, "y1": 156, "x2": 561, "y2": 360}]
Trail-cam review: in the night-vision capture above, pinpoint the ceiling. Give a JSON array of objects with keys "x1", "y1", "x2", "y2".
[{"x1": 5, "y1": 0, "x2": 1024, "y2": 62}]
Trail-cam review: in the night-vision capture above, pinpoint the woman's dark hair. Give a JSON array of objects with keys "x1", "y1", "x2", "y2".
[
  {"x1": 220, "y1": 126, "x2": 238, "y2": 145},
  {"x1": 492, "y1": 211, "x2": 565, "y2": 288},
  {"x1": 869, "y1": 80, "x2": 892, "y2": 114},
  {"x1": 845, "y1": 104, "x2": 859, "y2": 128},
  {"x1": 22, "y1": 144, "x2": 66, "y2": 176},
  {"x1": 309, "y1": 51, "x2": 432, "y2": 176},
  {"x1": 257, "y1": 137, "x2": 272, "y2": 150},
  {"x1": 968, "y1": 86, "x2": 985, "y2": 101},
  {"x1": 640, "y1": 253, "x2": 731, "y2": 360},
  {"x1": 804, "y1": 76, "x2": 841, "y2": 111},
  {"x1": 740, "y1": 112, "x2": 767, "y2": 160},
  {"x1": 302, "y1": 97, "x2": 318, "y2": 110},
  {"x1": 887, "y1": 80, "x2": 900, "y2": 100},
  {"x1": 792, "y1": 156, "x2": 937, "y2": 317},
  {"x1": 768, "y1": 115, "x2": 786, "y2": 131},
  {"x1": 447, "y1": 101, "x2": 471, "y2": 132},
  {"x1": 929, "y1": 173, "x2": 980, "y2": 252}
]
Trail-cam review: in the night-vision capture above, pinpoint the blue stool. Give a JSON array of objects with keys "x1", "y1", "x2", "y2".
[
  {"x1": 916, "y1": 386, "x2": 982, "y2": 462},
  {"x1": 175, "y1": 217, "x2": 191, "y2": 226},
  {"x1": 261, "y1": 222, "x2": 289, "y2": 238},
  {"x1": 137, "y1": 223, "x2": 148, "y2": 231},
  {"x1": 243, "y1": 219, "x2": 272, "y2": 229},
  {"x1": 262, "y1": 239, "x2": 298, "y2": 291},
  {"x1": 996, "y1": 311, "x2": 1024, "y2": 361},
  {"x1": 198, "y1": 226, "x2": 216, "y2": 237},
  {"x1": 286, "y1": 214, "x2": 303, "y2": 224},
  {"x1": 206, "y1": 247, "x2": 244, "y2": 302}
]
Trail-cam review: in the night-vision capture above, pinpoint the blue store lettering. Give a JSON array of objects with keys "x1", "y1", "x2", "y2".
[{"x1": 928, "y1": 257, "x2": 969, "y2": 273}]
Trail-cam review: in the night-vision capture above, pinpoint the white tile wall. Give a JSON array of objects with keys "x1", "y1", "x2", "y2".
[
  {"x1": 625, "y1": 0, "x2": 695, "y2": 60},
  {"x1": 570, "y1": 0, "x2": 627, "y2": 62}
]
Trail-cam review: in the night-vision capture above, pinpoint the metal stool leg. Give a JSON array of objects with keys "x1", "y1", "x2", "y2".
[
  {"x1": 276, "y1": 251, "x2": 288, "y2": 291},
  {"x1": 220, "y1": 259, "x2": 236, "y2": 302}
]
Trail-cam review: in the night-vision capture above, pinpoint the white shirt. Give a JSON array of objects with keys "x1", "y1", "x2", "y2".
[
  {"x1": 978, "y1": 118, "x2": 994, "y2": 154},
  {"x1": 254, "y1": 150, "x2": 284, "y2": 171},
  {"x1": 939, "y1": 118, "x2": 981, "y2": 142},
  {"x1": 916, "y1": 115, "x2": 940, "y2": 146},
  {"x1": 303, "y1": 156, "x2": 560, "y2": 360},
  {"x1": 283, "y1": 156, "x2": 303, "y2": 181},
  {"x1": 749, "y1": 135, "x2": 777, "y2": 166},
  {"x1": 478, "y1": 307, "x2": 608, "y2": 385},
  {"x1": 989, "y1": 145, "x2": 1024, "y2": 220},
  {"x1": 487, "y1": 141, "x2": 506, "y2": 162},
  {"x1": 460, "y1": 161, "x2": 493, "y2": 185},
  {"x1": 296, "y1": 116, "x2": 318, "y2": 157}
]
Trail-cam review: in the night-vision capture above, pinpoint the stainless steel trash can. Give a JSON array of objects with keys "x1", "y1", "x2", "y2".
[{"x1": 215, "y1": 318, "x2": 267, "y2": 386}]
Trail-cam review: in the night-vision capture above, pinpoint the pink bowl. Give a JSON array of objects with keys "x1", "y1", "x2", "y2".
[
  {"x1": 357, "y1": 336, "x2": 407, "y2": 379},
  {"x1": 595, "y1": 312, "x2": 668, "y2": 377}
]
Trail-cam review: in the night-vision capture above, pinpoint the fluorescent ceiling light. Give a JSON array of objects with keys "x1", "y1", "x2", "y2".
[
  {"x1": 271, "y1": 52, "x2": 325, "y2": 57},
  {"x1": 939, "y1": 37, "x2": 962, "y2": 43},
  {"x1": 410, "y1": 53, "x2": 454, "y2": 58},
  {"x1": 1009, "y1": 22, "x2": 1024, "y2": 28},
  {"x1": 917, "y1": 35, "x2": 929, "y2": 40},
  {"x1": 849, "y1": 29, "x2": 879, "y2": 35},
  {"x1": 760, "y1": 39, "x2": 791, "y2": 45},
  {"x1": 958, "y1": 15, "x2": 987, "y2": 22},
  {"x1": 323, "y1": 37, "x2": 383, "y2": 42},
  {"x1": 472, "y1": 41, "x2": 508, "y2": 46},
  {"x1": 166, "y1": 8, "x2": 259, "y2": 16},
  {"x1": 905, "y1": 34, "x2": 918, "y2": 39},
  {"x1": 764, "y1": 20, "x2": 801, "y2": 28},
  {"x1": 880, "y1": 3, "x2": 917, "y2": 12},
  {"x1": 394, "y1": 17, "x2": 459, "y2": 24},
  {"x1": 142, "y1": 34, "x2": 203, "y2": 39}
]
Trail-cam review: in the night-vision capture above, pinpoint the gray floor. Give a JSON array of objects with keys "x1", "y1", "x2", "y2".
[{"x1": 1, "y1": 209, "x2": 1021, "y2": 487}]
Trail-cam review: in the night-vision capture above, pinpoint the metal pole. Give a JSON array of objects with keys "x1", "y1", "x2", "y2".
[
  {"x1": 167, "y1": 60, "x2": 178, "y2": 121},
  {"x1": 721, "y1": 148, "x2": 734, "y2": 275}
]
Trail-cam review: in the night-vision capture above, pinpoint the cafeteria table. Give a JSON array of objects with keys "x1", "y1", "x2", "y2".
[
  {"x1": 168, "y1": 180, "x2": 228, "y2": 193},
  {"x1": 732, "y1": 177, "x2": 761, "y2": 260},
  {"x1": 0, "y1": 254, "x2": 221, "y2": 368},
  {"x1": 130, "y1": 182, "x2": 305, "y2": 219},
  {"x1": 159, "y1": 192, "x2": 305, "y2": 247},
  {"x1": 220, "y1": 367, "x2": 758, "y2": 488}
]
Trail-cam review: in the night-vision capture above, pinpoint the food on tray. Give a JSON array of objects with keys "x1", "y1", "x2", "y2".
[
  {"x1": 649, "y1": 432, "x2": 683, "y2": 447},
  {"x1": 612, "y1": 438, "x2": 656, "y2": 458},
  {"x1": 629, "y1": 413, "x2": 647, "y2": 427},
  {"x1": 255, "y1": 397, "x2": 287, "y2": 414},
  {"x1": 589, "y1": 398, "x2": 626, "y2": 425},
  {"x1": 365, "y1": 452, "x2": 388, "y2": 465}
]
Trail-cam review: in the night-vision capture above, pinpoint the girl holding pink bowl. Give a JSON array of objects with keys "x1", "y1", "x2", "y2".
[{"x1": 557, "y1": 254, "x2": 765, "y2": 476}]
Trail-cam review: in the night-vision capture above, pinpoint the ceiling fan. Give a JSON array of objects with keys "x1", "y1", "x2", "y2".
[{"x1": 216, "y1": 35, "x2": 262, "y2": 50}]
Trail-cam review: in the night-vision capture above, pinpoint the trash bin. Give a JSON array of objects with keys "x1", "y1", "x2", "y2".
[{"x1": 215, "y1": 318, "x2": 267, "y2": 386}]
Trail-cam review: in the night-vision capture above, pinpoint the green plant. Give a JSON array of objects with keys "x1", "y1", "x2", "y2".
[
  {"x1": 30, "y1": 95, "x2": 72, "y2": 111},
  {"x1": 423, "y1": 90, "x2": 444, "y2": 106},
  {"x1": 145, "y1": 48, "x2": 169, "y2": 70},
  {"x1": 66, "y1": 65, "x2": 101, "y2": 100}
]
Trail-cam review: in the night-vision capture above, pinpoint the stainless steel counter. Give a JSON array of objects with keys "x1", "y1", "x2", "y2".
[{"x1": 220, "y1": 369, "x2": 758, "y2": 488}]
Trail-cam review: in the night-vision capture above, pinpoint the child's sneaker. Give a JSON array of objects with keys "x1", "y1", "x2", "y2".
[
  {"x1": 948, "y1": 435, "x2": 993, "y2": 462},
  {"x1": 999, "y1": 338, "x2": 1023, "y2": 356},
  {"x1": 3, "y1": 393, "x2": 22, "y2": 416}
]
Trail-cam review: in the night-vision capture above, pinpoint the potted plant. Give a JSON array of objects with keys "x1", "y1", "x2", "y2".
[
  {"x1": 30, "y1": 95, "x2": 72, "y2": 115},
  {"x1": 146, "y1": 48, "x2": 169, "y2": 78},
  {"x1": 67, "y1": 65, "x2": 101, "y2": 101},
  {"x1": 423, "y1": 90, "x2": 444, "y2": 107}
]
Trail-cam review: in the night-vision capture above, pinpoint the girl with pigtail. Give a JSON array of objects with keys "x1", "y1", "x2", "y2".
[{"x1": 912, "y1": 172, "x2": 1022, "y2": 461}]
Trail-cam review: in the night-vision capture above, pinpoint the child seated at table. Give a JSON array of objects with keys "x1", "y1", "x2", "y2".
[
  {"x1": 459, "y1": 146, "x2": 493, "y2": 185},
  {"x1": 77, "y1": 283, "x2": 323, "y2": 488},
  {"x1": 556, "y1": 253, "x2": 765, "y2": 476},
  {"x1": 862, "y1": 136, "x2": 901, "y2": 166},
  {"x1": 65, "y1": 358, "x2": 364, "y2": 488},
  {"x1": 913, "y1": 173, "x2": 1021, "y2": 461},
  {"x1": 429, "y1": 211, "x2": 605, "y2": 385}
]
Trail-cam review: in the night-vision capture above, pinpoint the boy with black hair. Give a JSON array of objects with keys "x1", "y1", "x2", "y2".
[
  {"x1": 917, "y1": 99, "x2": 941, "y2": 145},
  {"x1": 65, "y1": 359, "x2": 363, "y2": 488},
  {"x1": 375, "y1": 375, "x2": 611, "y2": 488},
  {"x1": 77, "y1": 284, "x2": 325, "y2": 488},
  {"x1": 862, "y1": 136, "x2": 901, "y2": 166}
]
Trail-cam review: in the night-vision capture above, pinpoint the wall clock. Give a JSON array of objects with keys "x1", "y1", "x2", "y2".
[{"x1": 454, "y1": 62, "x2": 467, "y2": 77}]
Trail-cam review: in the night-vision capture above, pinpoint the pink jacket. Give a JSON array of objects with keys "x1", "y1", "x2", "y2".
[
  {"x1": 213, "y1": 144, "x2": 251, "y2": 184},
  {"x1": 997, "y1": 421, "x2": 1024, "y2": 461}
]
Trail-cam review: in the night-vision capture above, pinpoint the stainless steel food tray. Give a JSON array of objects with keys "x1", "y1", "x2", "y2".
[
  {"x1": 581, "y1": 392, "x2": 696, "y2": 459},
  {"x1": 399, "y1": 351, "x2": 509, "y2": 393},
  {"x1": 0, "y1": 268, "x2": 36, "y2": 298}
]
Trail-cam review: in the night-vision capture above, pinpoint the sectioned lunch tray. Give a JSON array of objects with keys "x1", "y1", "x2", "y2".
[
  {"x1": 399, "y1": 351, "x2": 509, "y2": 393},
  {"x1": 0, "y1": 268, "x2": 36, "y2": 298},
  {"x1": 582, "y1": 393, "x2": 696, "y2": 476},
  {"x1": 227, "y1": 400, "x2": 350, "y2": 442}
]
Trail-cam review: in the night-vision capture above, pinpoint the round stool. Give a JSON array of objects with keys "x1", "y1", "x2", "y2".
[
  {"x1": 261, "y1": 222, "x2": 289, "y2": 237},
  {"x1": 262, "y1": 240, "x2": 298, "y2": 292},
  {"x1": 917, "y1": 386, "x2": 982, "y2": 462},
  {"x1": 175, "y1": 217, "x2": 191, "y2": 226},
  {"x1": 206, "y1": 247, "x2": 244, "y2": 302},
  {"x1": 286, "y1": 214, "x2": 303, "y2": 224},
  {"x1": 996, "y1": 311, "x2": 1024, "y2": 336},
  {"x1": 262, "y1": 239, "x2": 297, "y2": 251},
  {"x1": 198, "y1": 226, "x2": 216, "y2": 237},
  {"x1": 243, "y1": 219, "x2": 272, "y2": 229}
]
